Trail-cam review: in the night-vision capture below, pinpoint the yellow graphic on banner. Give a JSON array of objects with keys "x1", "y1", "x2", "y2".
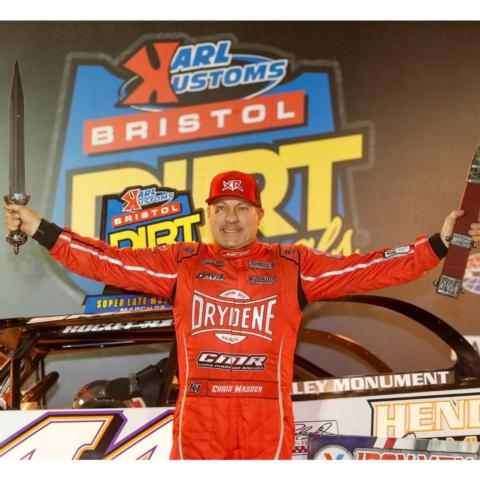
[
  {"x1": 108, "y1": 213, "x2": 202, "y2": 249},
  {"x1": 70, "y1": 134, "x2": 363, "y2": 252}
]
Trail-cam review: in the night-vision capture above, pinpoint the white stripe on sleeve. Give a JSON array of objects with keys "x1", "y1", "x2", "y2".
[{"x1": 59, "y1": 233, "x2": 177, "y2": 280}]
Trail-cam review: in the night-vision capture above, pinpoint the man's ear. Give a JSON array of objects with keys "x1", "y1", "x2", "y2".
[{"x1": 257, "y1": 208, "x2": 265, "y2": 224}]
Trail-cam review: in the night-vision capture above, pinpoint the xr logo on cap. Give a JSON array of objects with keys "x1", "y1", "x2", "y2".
[{"x1": 222, "y1": 180, "x2": 243, "y2": 192}]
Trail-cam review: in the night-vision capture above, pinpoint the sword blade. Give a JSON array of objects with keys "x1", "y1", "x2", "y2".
[{"x1": 9, "y1": 60, "x2": 25, "y2": 194}]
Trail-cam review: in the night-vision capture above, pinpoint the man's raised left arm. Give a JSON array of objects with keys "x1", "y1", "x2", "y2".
[{"x1": 299, "y1": 209, "x2": 480, "y2": 302}]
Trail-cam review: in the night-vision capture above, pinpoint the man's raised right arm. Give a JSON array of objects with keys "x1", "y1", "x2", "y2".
[{"x1": 4, "y1": 204, "x2": 179, "y2": 299}]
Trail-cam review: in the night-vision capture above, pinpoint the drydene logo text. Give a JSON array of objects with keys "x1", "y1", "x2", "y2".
[{"x1": 191, "y1": 289, "x2": 277, "y2": 344}]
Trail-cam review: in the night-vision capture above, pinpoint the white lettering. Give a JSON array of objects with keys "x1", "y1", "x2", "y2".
[
  {"x1": 91, "y1": 126, "x2": 113, "y2": 146},
  {"x1": 159, "y1": 117, "x2": 167, "y2": 137},
  {"x1": 392, "y1": 374, "x2": 411, "y2": 388},
  {"x1": 412, "y1": 373, "x2": 425, "y2": 386},
  {"x1": 192, "y1": 294, "x2": 203, "y2": 330},
  {"x1": 277, "y1": 100, "x2": 295, "y2": 119},
  {"x1": 190, "y1": 292, "x2": 277, "y2": 341},
  {"x1": 212, "y1": 385, "x2": 233, "y2": 393},
  {"x1": 204, "y1": 302, "x2": 215, "y2": 326},
  {"x1": 178, "y1": 114, "x2": 200, "y2": 133},
  {"x1": 241, "y1": 307, "x2": 251, "y2": 329},
  {"x1": 229, "y1": 308, "x2": 240, "y2": 328},
  {"x1": 333, "y1": 378, "x2": 349, "y2": 391},
  {"x1": 242, "y1": 104, "x2": 266, "y2": 124},
  {"x1": 365, "y1": 376, "x2": 380, "y2": 389},
  {"x1": 217, "y1": 306, "x2": 228, "y2": 326},
  {"x1": 251, "y1": 304, "x2": 264, "y2": 331},
  {"x1": 210, "y1": 108, "x2": 232, "y2": 128},
  {"x1": 264, "y1": 299, "x2": 276, "y2": 335},
  {"x1": 126, "y1": 121, "x2": 148, "y2": 141}
]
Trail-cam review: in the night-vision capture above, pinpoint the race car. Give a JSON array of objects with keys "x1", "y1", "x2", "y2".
[{"x1": 0, "y1": 295, "x2": 479, "y2": 459}]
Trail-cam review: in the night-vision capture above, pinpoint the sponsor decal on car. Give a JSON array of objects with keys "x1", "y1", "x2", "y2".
[
  {"x1": 370, "y1": 392, "x2": 480, "y2": 438},
  {"x1": 83, "y1": 294, "x2": 171, "y2": 314},
  {"x1": 0, "y1": 410, "x2": 175, "y2": 459},
  {"x1": 308, "y1": 433, "x2": 480, "y2": 460},
  {"x1": 291, "y1": 370, "x2": 451, "y2": 395},
  {"x1": 62, "y1": 319, "x2": 174, "y2": 334}
]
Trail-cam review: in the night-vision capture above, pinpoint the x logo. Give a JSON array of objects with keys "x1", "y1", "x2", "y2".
[
  {"x1": 222, "y1": 180, "x2": 243, "y2": 192},
  {"x1": 121, "y1": 189, "x2": 141, "y2": 212}
]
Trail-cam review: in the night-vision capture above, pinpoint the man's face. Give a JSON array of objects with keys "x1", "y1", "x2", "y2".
[{"x1": 207, "y1": 197, "x2": 264, "y2": 249}]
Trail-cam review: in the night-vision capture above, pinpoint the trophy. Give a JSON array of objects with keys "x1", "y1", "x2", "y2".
[
  {"x1": 4, "y1": 61, "x2": 30, "y2": 255},
  {"x1": 435, "y1": 145, "x2": 480, "y2": 297}
]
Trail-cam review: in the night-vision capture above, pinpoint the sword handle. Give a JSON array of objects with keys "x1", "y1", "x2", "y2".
[
  {"x1": 4, "y1": 193, "x2": 30, "y2": 256},
  {"x1": 6, "y1": 229, "x2": 28, "y2": 255}
]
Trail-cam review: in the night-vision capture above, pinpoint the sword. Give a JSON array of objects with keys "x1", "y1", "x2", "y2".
[{"x1": 4, "y1": 60, "x2": 30, "y2": 255}]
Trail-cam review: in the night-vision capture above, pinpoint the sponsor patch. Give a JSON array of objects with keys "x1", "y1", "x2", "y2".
[
  {"x1": 189, "y1": 383, "x2": 201, "y2": 393},
  {"x1": 225, "y1": 249, "x2": 250, "y2": 257},
  {"x1": 186, "y1": 380, "x2": 277, "y2": 398},
  {"x1": 214, "y1": 333, "x2": 246, "y2": 344},
  {"x1": 201, "y1": 258, "x2": 224, "y2": 267},
  {"x1": 308, "y1": 247, "x2": 326, "y2": 255},
  {"x1": 196, "y1": 272, "x2": 225, "y2": 281},
  {"x1": 197, "y1": 351, "x2": 267, "y2": 371},
  {"x1": 191, "y1": 289, "x2": 276, "y2": 343},
  {"x1": 248, "y1": 275, "x2": 276, "y2": 285},
  {"x1": 247, "y1": 261, "x2": 274, "y2": 269},
  {"x1": 384, "y1": 245, "x2": 411, "y2": 258}
]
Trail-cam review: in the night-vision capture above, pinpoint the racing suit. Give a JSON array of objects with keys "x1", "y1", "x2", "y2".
[{"x1": 33, "y1": 220, "x2": 447, "y2": 459}]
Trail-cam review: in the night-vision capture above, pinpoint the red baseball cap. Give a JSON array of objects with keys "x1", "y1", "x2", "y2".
[{"x1": 206, "y1": 171, "x2": 262, "y2": 207}]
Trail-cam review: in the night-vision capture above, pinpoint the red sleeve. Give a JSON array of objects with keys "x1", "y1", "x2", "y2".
[
  {"x1": 49, "y1": 228, "x2": 180, "y2": 299},
  {"x1": 299, "y1": 235, "x2": 441, "y2": 302}
]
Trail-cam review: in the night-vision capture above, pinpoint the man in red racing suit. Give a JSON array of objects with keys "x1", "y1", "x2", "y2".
[{"x1": 5, "y1": 170, "x2": 478, "y2": 460}]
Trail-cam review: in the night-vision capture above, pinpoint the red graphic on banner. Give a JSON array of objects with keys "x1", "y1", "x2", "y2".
[
  {"x1": 83, "y1": 91, "x2": 305, "y2": 155},
  {"x1": 121, "y1": 42, "x2": 180, "y2": 105},
  {"x1": 121, "y1": 189, "x2": 141, "y2": 211}
]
